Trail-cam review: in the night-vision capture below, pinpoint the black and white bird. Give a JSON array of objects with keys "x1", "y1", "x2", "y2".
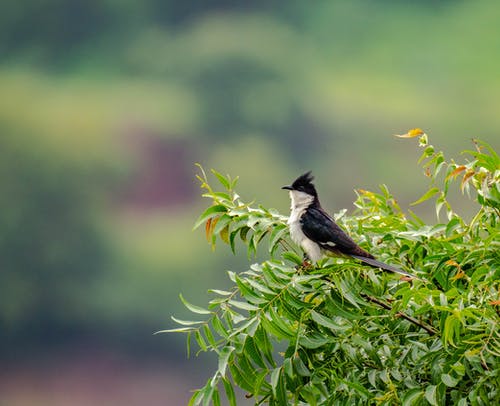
[{"x1": 282, "y1": 171, "x2": 416, "y2": 278}]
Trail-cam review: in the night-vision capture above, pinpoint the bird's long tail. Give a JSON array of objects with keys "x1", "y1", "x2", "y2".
[{"x1": 351, "y1": 255, "x2": 417, "y2": 279}]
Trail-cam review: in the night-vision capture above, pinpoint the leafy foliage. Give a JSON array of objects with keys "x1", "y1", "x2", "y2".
[{"x1": 162, "y1": 136, "x2": 499, "y2": 405}]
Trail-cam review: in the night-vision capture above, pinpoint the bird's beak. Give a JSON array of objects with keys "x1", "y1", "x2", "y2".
[{"x1": 281, "y1": 185, "x2": 293, "y2": 190}]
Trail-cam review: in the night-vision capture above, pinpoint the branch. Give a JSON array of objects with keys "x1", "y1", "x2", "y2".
[{"x1": 361, "y1": 293, "x2": 438, "y2": 336}]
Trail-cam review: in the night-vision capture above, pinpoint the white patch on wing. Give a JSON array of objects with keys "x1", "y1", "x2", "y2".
[{"x1": 323, "y1": 241, "x2": 336, "y2": 247}]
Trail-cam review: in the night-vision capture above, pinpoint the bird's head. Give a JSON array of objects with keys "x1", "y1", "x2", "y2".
[{"x1": 282, "y1": 171, "x2": 318, "y2": 203}]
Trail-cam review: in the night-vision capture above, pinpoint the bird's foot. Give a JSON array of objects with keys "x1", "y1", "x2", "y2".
[{"x1": 302, "y1": 253, "x2": 314, "y2": 269}]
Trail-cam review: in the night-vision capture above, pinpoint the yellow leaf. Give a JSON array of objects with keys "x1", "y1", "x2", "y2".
[
  {"x1": 219, "y1": 224, "x2": 229, "y2": 244},
  {"x1": 394, "y1": 128, "x2": 425, "y2": 138},
  {"x1": 446, "y1": 165, "x2": 466, "y2": 181},
  {"x1": 451, "y1": 270, "x2": 465, "y2": 281},
  {"x1": 205, "y1": 218, "x2": 212, "y2": 241},
  {"x1": 460, "y1": 170, "x2": 475, "y2": 192},
  {"x1": 409, "y1": 128, "x2": 425, "y2": 137},
  {"x1": 358, "y1": 189, "x2": 376, "y2": 199},
  {"x1": 446, "y1": 260, "x2": 464, "y2": 280},
  {"x1": 205, "y1": 217, "x2": 219, "y2": 242}
]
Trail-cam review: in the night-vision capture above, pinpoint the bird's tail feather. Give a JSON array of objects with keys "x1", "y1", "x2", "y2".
[{"x1": 351, "y1": 255, "x2": 417, "y2": 279}]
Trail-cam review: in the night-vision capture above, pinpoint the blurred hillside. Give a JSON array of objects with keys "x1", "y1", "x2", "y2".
[{"x1": 1, "y1": 0, "x2": 499, "y2": 404}]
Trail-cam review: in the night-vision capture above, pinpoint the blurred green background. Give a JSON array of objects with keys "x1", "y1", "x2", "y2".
[{"x1": 1, "y1": 0, "x2": 499, "y2": 404}]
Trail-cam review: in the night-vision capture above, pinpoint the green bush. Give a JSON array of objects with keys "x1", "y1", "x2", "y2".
[{"x1": 163, "y1": 134, "x2": 499, "y2": 405}]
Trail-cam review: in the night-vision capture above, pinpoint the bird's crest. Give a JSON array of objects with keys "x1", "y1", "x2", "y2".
[{"x1": 292, "y1": 171, "x2": 315, "y2": 189}]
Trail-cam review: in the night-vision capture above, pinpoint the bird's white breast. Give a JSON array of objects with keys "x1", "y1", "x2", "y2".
[{"x1": 287, "y1": 191, "x2": 323, "y2": 262}]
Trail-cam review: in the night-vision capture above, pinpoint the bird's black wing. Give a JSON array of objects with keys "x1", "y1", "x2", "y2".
[
  {"x1": 301, "y1": 207, "x2": 419, "y2": 279},
  {"x1": 300, "y1": 207, "x2": 367, "y2": 256}
]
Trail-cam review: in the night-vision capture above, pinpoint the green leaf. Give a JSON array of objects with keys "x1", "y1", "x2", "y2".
[
  {"x1": 282, "y1": 251, "x2": 303, "y2": 265},
  {"x1": 418, "y1": 145, "x2": 435, "y2": 164},
  {"x1": 254, "y1": 326, "x2": 275, "y2": 367},
  {"x1": 445, "y1": 217, "x2": 462, "y2": 237},
  {"x1": 443, "y1": 314, "x2": 460, "y2": 347},
  {"x1": 269, "y1": 307, "x2": 296, "y2": 336},
  {"x1": 253, "y1": 370, "x2": 271, "y2": 395},
  {"x1": 203, "y1": 325, "x2": 216, "y2": 347},
  {"x1": 188, "y1": 389, "x2": 203, "y2": 406},
  {"x1": 402, "y1": 388, "x2": 423, "y2": 406},
  {"x1": 367, "y1": 370, "x2": 377, "y2": 388},
  {"x1": 208, "y1": 289, "x2": 233, "y2": 296},
  {"x1": 180, "y1": 294, "x2": 212, "y2": 315},
  {"x1": 261, "y1": 265, "x2": 288, "y2": 289},
  {"x1": 247, "y1": 234, "x2": 257, "y2": 258},
  {"x1": 213, "y1": 213, "x2": 232, "y2": 234},
  {"x1": 299, "y1": 334, "x2": 330, "y2": 349},
  {"x1": 171, "y1": 316, "x2": 205, "y2": 326},
  {"x1": 211, "y1": 169, "x2": 231, "y2": 190},
  {"x1": 212, "y1": 316, "x2": 229, "y2": 339},
  {"x1": 283, "y1": 357, "x2": 294, "y2": 379},
  {"x1": 441, "y1": 373, "x2": 459, "y2": 387},
  {"x1": 228, "y1": 363, "x2": 254, "y2": 393},
  {"x1": 326, "y1": 294, "x2": 363, "y2": 320},
  {"x1": 340, "y1": 378, "x2": 370, "y2": 398},
  {"x1": 332, "y1": 275, "x2": 361, "y2": 309},
  {"x1": 235, "y1": 276, "x2": 267, "y2": 304},
  {"x1": 210, "y1": 386, "x2": 220, "y2": 406},
  {"x1": 209, "y1": 191, "x2": 232, "y2": 201},
  {"x1": 195, "y1": 330, "x2": 208, "y2": 351},
  {"x1": 425, "y1": 385, "x2": 438, "y2": 406},
  {"x1": 218, "y1": 346, "x2": 235, "y2": 377},
  {"x1": 276, "y1": 367, "x2": 287, "y2": 404},
  {"x1": 245, "y1": 277, "x2": 276, "y2": 296},
  {"x1": 155, "y1": 327, "x2": 196, "y2": 334},
  {"x1": 411, "y1": 187, "x2": 440, "y2": 206},
  {"x1": 282, "y1": 290, "x2": 307, "y2": 310},
  {"x1": 293, "y1": 354, "x2": 311, "y2": 377},
  {"x1": 222, "y1": 377, "x2": 237, "y2": 406},
  {"x1": 270, "y1": 367, "x2": 281, "y2": 398},
  {"x1": 243, "y1": 336, "x2": 266, "y2": 368},
  {"x1": 193, "y1": 204, "x2": 228, "y2": 229},
  {"x1": 451, "y1": 362, "x2": 465, "y2": 377},
  {"x1": 311, "y1": 310, "x2": 349, "y2": 331},
  {"x1": 269, "y1": 224, "x2": 287, "y2": 252},
  {"x1": 300, "y1": 385, "x2": 319, "y2": 406},
  {"x1": 200, "y1": 380, "x2": 215, "y2": 406},
  {"x1": 207, "y1": 377, "x2": 222, "y2": 406},
  {"x1": 239, "y1": 226, "x2": 251, "y2": 242},
  {"x1": 228, "y1": 299, "x2": 260, "y2": 311},
  {"x1": 230, "y1": 175, "x2": 239, "y2": 189},
  {"x1": 435, "y1": 194, "x2": 446, "y2": 219},
  {"x1": 246, "y1": 317, "x2": 260, "y2": 336},
  {"x1": 261, "y1": 315, "x2": 294, "y2": 340},
  {"x1": 229, "y1": 229, "x2": 238, "y2": 253}
]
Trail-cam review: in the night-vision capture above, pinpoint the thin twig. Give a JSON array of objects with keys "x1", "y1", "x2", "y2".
[{"x1": 361, "y1": 293, "x2": 438, "y2": 336}]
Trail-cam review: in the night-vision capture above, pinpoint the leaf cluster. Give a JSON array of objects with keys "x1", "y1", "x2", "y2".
[{"x1": 162, "y1": 136, "x2": 499, "y2": 405}]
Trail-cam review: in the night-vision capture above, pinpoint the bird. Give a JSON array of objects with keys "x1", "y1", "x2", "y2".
[{"x1": 282, "y1": 171, "x2": 416, "y2": 278}]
